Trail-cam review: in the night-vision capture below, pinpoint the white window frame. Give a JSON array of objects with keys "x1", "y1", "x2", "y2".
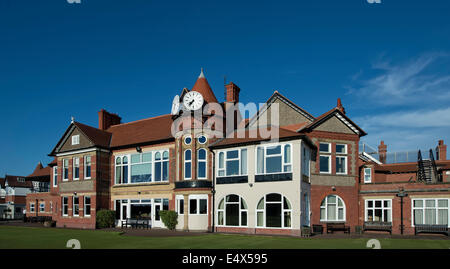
[
  {"x1": 53, "y1": 166, "x2": 58, "y2": 187},
  {"x1": 197, "y1": 148, "x2": 207, "y2": 179},
  {"x1": 197, "y1": 135, "x2": 208, "y2": 145},
  {"x1": 255, "y1": 193, "x2": 292, "y2": 229},
  {"x1": 217, "y1": 148, "x2": 248, "y2": 177},
  {"x1": 30, "y1": 203, "x2": 35, "y2": 213},
  {"x1": 184, "y1": 149, "x2": 192, "y2": 180},
  {"x1": 255, "y1": 143, "x2": 292, "y2": 175},
  {"x1": 335, "y1": 144, "x2": 347, "y2": 154},
  {"x1": 319, "y1": 155, "x2": 331, "y2": 174},
  {"x1": 39, "y1": 202, "x2": 45, "y2": 213},
  {"x1": 335, "y1": 155, "x2": 347, "y2": 175},
  {"x1": 320, "y1": 195, "x2": 346, "y2": 222},
  {"x1": 84, "y1": 196, "x2": 91, "y2": 217},
  {"x1": 73, "y1": 196, "x2": 79, "y2": 217},
  {"x1": 319, "y1": 142, "x2": 331, "y2": 153},
  {"x1": 84, "y1": 155, "x2": 92, "y2": 179},
  {"x1": 62, "y1": 197, "x2": 68, "y2": 216},
  {"x1": 176, "y1": 195, "x2": 184, "y2": 215},
  {"x1": 188, "y1": 194, "x2": 208, "y2": 215},
  {"x1": 62, "y1": 159, "x2": 69, "y2": 181},
  {"x1": 365, "y1": 199, "x2": 392, "y2": 222},
  {"x1": 72, "y1": 135, "x2": 80, "y2": 145},
  {"x1": 73, "y1": 157, "x2": 80, "y2": 180},
  {"x1": 411, "y1": 198, "x2": 450, "y2": 227},
  {"x1": 114, "y1": 149, "x2": 169, "y2": 185},
  {"x1": 364, "y1": 167, "x2": 372, "y2": 183},
  {"x1": 217, "y1": 194, "x2": 248, "y2": 227},
  {"x1": 184, "y1": 135, "x2": 192, "y2": 145}
]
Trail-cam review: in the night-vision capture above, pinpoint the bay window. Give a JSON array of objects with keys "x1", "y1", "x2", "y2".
[
  {"x1": 115, "y1": 150, "x2": 169, "y2": 184},
  {"x1": 217, "y1": 148, "x2": 247, "y2": 177},
  {"x1": 413, "y1": 198, "x2": 449, "y2": 226},
  {"x1": 256, "y1": 144, "x2": 291, "y2": 175},
  {"x1": 217, "y1": 194, "x2": 248, "y2": 227},
  {"x1": 256, "y1": 193, "x2": 292, "y2": 228},
  {"x1": 365, "y1": 199, "x2": 391, "y2": 222}
]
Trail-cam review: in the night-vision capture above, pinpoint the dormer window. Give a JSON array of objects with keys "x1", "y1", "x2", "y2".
[{"x1": 72, "y1": 135, "x2": 80, "y2": 145}]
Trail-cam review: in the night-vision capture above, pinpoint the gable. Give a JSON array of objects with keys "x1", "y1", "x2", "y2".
[
  {"x1": 249, "y1": 96, "x2": 314, "y2": 128},
  {"x1": 58, "y1": 126, "x2": 94, "y2": 153},
  {"x1": 314, "y1": 115, "x2": 355, "y2": 134}
]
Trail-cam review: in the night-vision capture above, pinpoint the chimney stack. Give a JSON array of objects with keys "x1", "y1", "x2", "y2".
[
  {"x1": 98, "y1": 109, "x2": 121, "y2": 130},
  {"x1": 225, "y1": 82, "x2": 240, "y2": 104},
  {"x1": 436, "y1": 140, "x2": 447, "y2": 160},
  {"x1": 337, "y1": 98, "x2": 346, "y2": 114},
  {"x1": 378, "y1": 141, "x2": 387, "y2": 164}
]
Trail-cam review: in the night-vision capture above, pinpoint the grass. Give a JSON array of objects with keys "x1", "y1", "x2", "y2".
[{"x1": 0, "y1": 226, "x2": 449, "y2": 249}]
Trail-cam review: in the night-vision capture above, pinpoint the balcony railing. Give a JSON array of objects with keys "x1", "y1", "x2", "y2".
[{"x1": 359, "y1": 142, "x2": 438, "y2": 164}]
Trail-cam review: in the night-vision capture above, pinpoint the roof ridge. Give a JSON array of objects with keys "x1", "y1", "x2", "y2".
[{"x1": 107, "y1": 114, "x2": 172, "y2": 128}]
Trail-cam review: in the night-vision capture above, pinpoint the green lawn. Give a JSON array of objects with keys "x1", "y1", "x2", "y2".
[{"x1": 0, "y1": 226, "x2": 449, "y2": 249}]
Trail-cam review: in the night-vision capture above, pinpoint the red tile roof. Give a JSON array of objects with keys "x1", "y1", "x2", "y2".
[
  {"x1": 210, "y1": 126, "x2": 316, "y2": 149},
  {"x1": 107, "y1": 114, "x2": 174, "y2": 148},
  {"x1": 281, "y1": 122, "x2": 309, "y2": 132},
  {"x1": 4, "y1": 175, "x2": 32, "y2": 188},
  {"x1": 374, "y1": 163, "x2": 418, "y2": 173},
  {"x1": 0, "y1": 178, "x2": 5, "y2": 188},
  {"x1": 27, "y1": 162, "x2": 51, "y2": 178},
  {"x1": 73, "y1": 121, "x2": 112, "y2": 148},
  {"x1": 191, "y1": 75, "x2": 218, "y2": 104}
]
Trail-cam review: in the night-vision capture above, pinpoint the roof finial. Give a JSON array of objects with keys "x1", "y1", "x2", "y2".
[
  {"x1": 199, "y1": 67, "x2": 205, "y2": 78},
  {"x1": 71, "y1": 116, "x2": 75, "y2": 123},
  {"x1": 337, "y1": 98, "x2": 345, "y2": 114}
]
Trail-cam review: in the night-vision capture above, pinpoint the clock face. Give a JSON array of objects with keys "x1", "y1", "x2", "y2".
[
  {"x1": 182, "y1": 91, "x2": 204, "y2": 111},
  {"x1": 171, "y1": 95, "x2": 180, "y2": 115}
]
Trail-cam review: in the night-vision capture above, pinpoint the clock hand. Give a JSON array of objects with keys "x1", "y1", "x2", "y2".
[{"x1": 189, "y1": 99, "x2": 195, "y2": 106}]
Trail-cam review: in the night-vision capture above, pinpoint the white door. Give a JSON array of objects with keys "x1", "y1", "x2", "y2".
[{"x1": 153, "y1": 200, "x2": 163, "y2": 228}]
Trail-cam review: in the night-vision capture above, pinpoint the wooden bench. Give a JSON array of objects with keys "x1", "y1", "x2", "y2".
[
  {"x1": 121, "y1": 218, "x2": 151, "y2": 229},
  {"x1": 312, "y1": 224, "x2": 324, "y2": 235},
  {"x1": 414, "y1": 224, "x2": 449, "y2": 236},
  {"x1": 326, "y1": 223, "x2": 350, "y2": 234},
  {"x1": 363, "y1": 221, "x2": 392, "y2": 234}
]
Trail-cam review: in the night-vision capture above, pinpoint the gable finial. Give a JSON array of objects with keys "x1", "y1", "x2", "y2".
[
  {"x1": 71, "y1": 116, "x2": 75, "y2": 123},
  {"x1": 199, "y1": 67, "x2": 205, "y2": 78}
]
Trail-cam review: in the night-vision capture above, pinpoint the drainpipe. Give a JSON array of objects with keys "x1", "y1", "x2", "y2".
[{"x1": 211, "y1": 150, "x2": 216, "y2": 233}]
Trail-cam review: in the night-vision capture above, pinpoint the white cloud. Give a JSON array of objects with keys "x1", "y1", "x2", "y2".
[
  {"x1": 351, "y1": 53, "x2": 450, "y2": 106},
  {"x1": 355, "y1": 107, "x2": 450, "y2": 129}
]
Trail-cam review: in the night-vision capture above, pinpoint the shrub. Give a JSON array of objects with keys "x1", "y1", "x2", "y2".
[
  {"x1": 159, "y1": 210, "x2": 178, "y2": 230},
  {"x1": 96, "y1": 210, "x2": 116, "y2": 229}
]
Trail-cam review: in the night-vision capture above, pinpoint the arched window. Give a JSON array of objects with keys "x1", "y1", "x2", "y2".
[
  {"x1": 256, "y1": 193, "x2": 292, "y2": 228},
  {"x1": 197, "y1": 149, "x2": 207, "y2": 179},
  {"x1": 154, "y1": 150, "x2": 169, "y2": 182},
  {"x1": 217, "y1": 195, "x2": 248, "y2": 227},
  {"x1": 184, "y1": 150, "x2": 192, "y2": 180},
  {"x1": 320, "y1": 195, "x2": 345, "y2": 221},
  {"x1": 115, "y1": 156, "x2": 128, "y2": 184}
]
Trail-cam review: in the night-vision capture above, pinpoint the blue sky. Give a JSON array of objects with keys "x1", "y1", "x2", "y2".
[{"x1": 1, "y1": 0, "x2": 450, "y2": 176}]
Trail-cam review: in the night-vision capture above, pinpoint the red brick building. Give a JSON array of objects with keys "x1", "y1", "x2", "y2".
[{"x1": 23, "y1": 70, "x2": 450, "y2": 235}]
